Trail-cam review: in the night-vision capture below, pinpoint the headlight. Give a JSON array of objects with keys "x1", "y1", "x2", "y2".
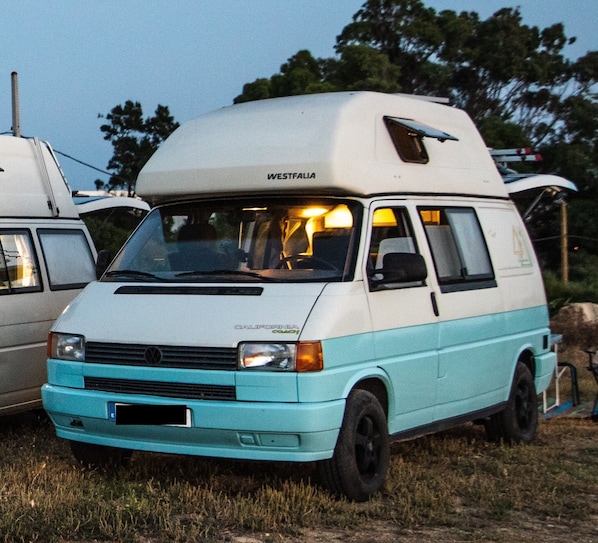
[
  {"x1": 48, "y1": 332, "x2": 85, "y2": 361},
  {"x1": 238, "y1": 342, "x2": 323, "y2": 372}
]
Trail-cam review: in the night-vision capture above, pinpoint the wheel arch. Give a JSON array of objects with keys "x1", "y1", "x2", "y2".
[
  {"x1": 516, "y1": 347, "x2": 536, "y2": 379},
  {"x1": 351, "y1": 375, "x2": 390, "y2": 419}
]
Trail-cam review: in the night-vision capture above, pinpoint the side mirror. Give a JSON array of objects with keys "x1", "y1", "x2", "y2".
[
  {"x1": 369, "y1": 252, "x2": 427, "y2": 287},
  {"x1": 95, "y1": 249, "x2": 112, "y2": 279}
]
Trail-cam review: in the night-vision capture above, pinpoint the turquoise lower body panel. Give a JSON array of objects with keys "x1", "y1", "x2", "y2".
[
  {"x1": 534, "y1": 350, "x2": 556, "y2": 393},
  {"x1": 43, "y1": 305, "x2": 553, "y2": 461},
  {"x1": 42, "y1": 382, "x2": 344, "y2": 462}
]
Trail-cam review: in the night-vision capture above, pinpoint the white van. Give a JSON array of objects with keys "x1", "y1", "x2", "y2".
[
  {"x1": 42, "y1": 92, "x2": 555, "y2": 501},
  {"x1": 1, "y1": 135, "x2": 96, "y2": 415}
]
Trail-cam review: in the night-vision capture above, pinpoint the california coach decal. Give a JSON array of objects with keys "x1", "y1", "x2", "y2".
[{"x1": 235, "y1": 324, "x2": 300, "y2": 334}]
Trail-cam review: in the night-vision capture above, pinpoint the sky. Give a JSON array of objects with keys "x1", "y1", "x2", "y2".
[{"x1": 1, "y1": 1, "x2": 596, "y2": 192}]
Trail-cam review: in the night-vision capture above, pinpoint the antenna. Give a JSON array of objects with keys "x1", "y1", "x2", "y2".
[{"x1": 11, "y1": 71, "x2": 21, "y2": 137}]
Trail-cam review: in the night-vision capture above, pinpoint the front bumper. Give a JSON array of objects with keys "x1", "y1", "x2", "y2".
[{"x1": 41, "y1": 383, "x2": 344, "y2": 462}]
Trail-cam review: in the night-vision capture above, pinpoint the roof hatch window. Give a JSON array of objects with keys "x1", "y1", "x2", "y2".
[{"x1": 384, "y1": 116, "x2": 458, "y2": 164}]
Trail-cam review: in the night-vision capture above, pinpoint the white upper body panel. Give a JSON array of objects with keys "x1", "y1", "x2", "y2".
[
  {"x1": 137, "y1": 91, "x2": 507, "y2": 204},
  {"x1": 0, "y1": 135, "x2": 79, "y2": 218},
  {"x1": 52, "y1": 281, "x2": 332, "y2": 346}
]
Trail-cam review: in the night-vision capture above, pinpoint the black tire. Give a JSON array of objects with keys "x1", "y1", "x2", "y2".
[
  {"x1": 70, "y1": 440, "x2": 132, "y2": 469},
  {"x1": 485, "y1": 361, "x2": 538, "y2": 444},
  {"x1": 317, "y1": 389, "x2": 389, "y2": 502}
]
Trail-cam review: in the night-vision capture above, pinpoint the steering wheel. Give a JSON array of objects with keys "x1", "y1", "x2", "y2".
[{"x1": 278, "y1": 255, "x2": 339, "y2": 270}]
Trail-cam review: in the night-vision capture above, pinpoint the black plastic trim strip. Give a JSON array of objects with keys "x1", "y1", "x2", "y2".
[
  {"x1": 389, "y1": 403, "x2": 506, "y2": 442},
  {"x1": 114, "y1": 285, "x2": 263, "y2": 296}
]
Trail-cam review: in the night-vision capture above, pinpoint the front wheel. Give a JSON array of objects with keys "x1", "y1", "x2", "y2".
[
  {"x1": 485, "y1": 361, "x2": 538, "y2": 444},
  {"x1": 317, "y1": 389, "x2": 389, "y2": 502}
]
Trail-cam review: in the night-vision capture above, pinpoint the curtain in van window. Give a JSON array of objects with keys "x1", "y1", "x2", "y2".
[
  {"x1": 0, "y1": 231, "x2": 41, "y2": 292},
  {"x1": 444, "y1": 209, "x2": 493, "y2": 278},
  {"x1": 38, "y1": 230, "x2": 96, "y2": 290},
  {"x1": 14, "y1": 235, "x2": 36, "y2": 286}
]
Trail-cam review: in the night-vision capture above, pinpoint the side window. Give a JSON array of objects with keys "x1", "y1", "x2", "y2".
[
  {"x1": 0, "y1": 230, "x2": 42, "y2": 294},
  {"x1": 368, "y1": 207, "x2": 422, "y2": 290},
  {"x1": 38, "y1": 229, "x2": 96, "y2": 290},
  {"x1": 384, "y1": 117, "x2": 428, "y2": 164},
  {"x1": 383, "y1": 116, "x2": 457, "y2": 164},
  {"x1": 419, "y1": 207, "x2": 496, "y2": 292}
]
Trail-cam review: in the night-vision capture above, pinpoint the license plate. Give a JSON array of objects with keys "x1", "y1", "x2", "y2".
[{"x1": 108, "y1": 402, "x2": 191, "y2": 427}]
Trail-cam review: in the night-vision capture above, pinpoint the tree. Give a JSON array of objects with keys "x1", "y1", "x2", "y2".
[
  {"x1": 234, "y1": 0, "x2": 597, "y2": 280},
  {"x1": 99, "y1": 101, "x2": 179, "y2": 194},
  {"x1": 337, "y1": 1, "x2": 588, "y2": 149},
  {"x1": 234, "y1": 47, "x2": 400, "y2": 103},
  {"x1": 336, "y1": 0, "x2": 445, "y2": 94},
  {"x1": 326, "y1": 45, "x2": 401, "y2": 92}
]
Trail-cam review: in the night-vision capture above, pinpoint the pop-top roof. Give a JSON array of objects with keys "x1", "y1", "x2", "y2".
[
  {"x1": 0, "y1": 135, "x2": 79, "y2": 218},
  {"x1": 137, "y1": 91, "x2": 508, "y2": 203},
  {"x1": 73, "y1": 194, "x2": 150, "y2": 215}
]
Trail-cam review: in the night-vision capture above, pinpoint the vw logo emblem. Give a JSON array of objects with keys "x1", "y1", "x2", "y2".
[{"x1": 144, "y1": 346, "x2": 163, "y2": 365}]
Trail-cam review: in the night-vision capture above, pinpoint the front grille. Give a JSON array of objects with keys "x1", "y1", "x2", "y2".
[
  {"x1": 84, "y1": 377, "x2": 236, "y2": 401},
  {"x1": 85, "y1": 342, "x2": 237, "y2": 370}
]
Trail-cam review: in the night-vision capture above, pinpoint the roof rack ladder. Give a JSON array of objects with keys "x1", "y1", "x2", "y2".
[{"x1": 33, "y1": 136, "x2": 60, "y2": 217}]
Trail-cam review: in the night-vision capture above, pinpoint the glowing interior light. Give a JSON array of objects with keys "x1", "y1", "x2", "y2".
[
  {"x1": 301, "y1": 207, "x2": 329, "y2": 218},
  {"x1": 324, "y1": 204, "x2": 353, "y2": 228},
  {"x1": 372, "y1": 208, "x2": 398, "y2": 227}
]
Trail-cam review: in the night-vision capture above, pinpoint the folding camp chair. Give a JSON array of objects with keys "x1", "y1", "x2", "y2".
[{"x1": 583, "y1": 349, "x2": 598, "y2": 421}]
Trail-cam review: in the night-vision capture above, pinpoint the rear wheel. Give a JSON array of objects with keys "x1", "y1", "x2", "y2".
[
  {"x1": 485, "y1": 361, "x2": 538, "y2": 444},
  {"x1": 70, "y1": 440, "x2": 132, "y2": 469},
  {"x1": 317, "y1": 389, "x2": 389, "y2": 502}
]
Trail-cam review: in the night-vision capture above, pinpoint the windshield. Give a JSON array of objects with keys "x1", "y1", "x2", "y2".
[{"x1": 105, "y1": 198, "x2": 361, "y2": 283}]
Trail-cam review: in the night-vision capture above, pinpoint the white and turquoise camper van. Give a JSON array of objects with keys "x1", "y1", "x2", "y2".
[
  {"x1": 0, "y1": 135, "x2": 96, "y2": 415},
  {"x1": 42, "y1": 92, "x2": 555, "y2": 501}
]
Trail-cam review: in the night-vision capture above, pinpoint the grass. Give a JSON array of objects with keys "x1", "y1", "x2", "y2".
[
  {"x1": 2, "y1": 308, "x2": 597, "y2": 543},
  {"x1": 0, "y1": 403, "x2": 596, "y2": 543}
]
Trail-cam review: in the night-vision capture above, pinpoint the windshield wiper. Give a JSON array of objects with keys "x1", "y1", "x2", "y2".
[
  {"x1": 175, "y1": 269, "x2": 278, "y2": 281},
  {"x1": 104, "y1": 269, "x2": 166, "y2": 282}
]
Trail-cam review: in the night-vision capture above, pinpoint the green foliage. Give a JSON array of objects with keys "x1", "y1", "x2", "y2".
[
  {"x1": 476, "y1": 115, "x2": 530, "y2": 150},
  {"x1": 271, "y1": 49, "x2": 325, "y2": 96},
  {"x1": 327, "y1": 45, "x2": 401, "y2": 92},
  {"x1": 234, "y1": 46, "x2": 400, "y2": 103},
  {"x1": 81, "y1": 208, "x2": 146, "y2": 259},
  {"x1": 544, "y1": 253, "x2": 598, "y2": 316},
  {"x1": 336, "y1": 0, "x2": 443, "y2": 93},
  {"x1": 99, "y1": 101, "x2": 179, "y2": 194}
]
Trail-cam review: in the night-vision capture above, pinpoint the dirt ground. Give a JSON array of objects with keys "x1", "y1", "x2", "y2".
[
  {"x1": 225, "y1": 514, "x2": 598, "y2": 543},
  {"x1": 223, "y1": 512, "x2": 598, "y2": 543}
]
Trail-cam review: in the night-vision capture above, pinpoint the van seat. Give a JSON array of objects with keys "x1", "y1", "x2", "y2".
[
  {"x1": 312, "y1": 230, "x2": 351, "y2": 270},
  {"x1": 170, "y1": 222, "x2": 222, "y2": 271},
  {"x1": 375, "y1": 237, "x2": 415, "y2": 269}
]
